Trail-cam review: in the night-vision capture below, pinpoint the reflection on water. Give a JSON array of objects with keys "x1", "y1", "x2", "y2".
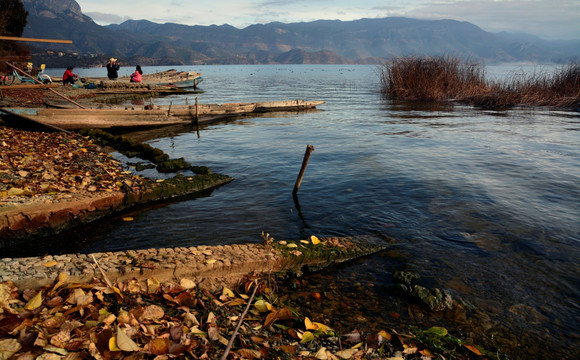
[{"x1": 10, "y1": 65, "x2": 580, "y2": 359}]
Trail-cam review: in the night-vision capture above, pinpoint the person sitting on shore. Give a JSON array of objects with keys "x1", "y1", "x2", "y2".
[
  {"x1": 106, "y1": 58, "x2": 120, "y2": 80},
  {"x1": 62, "y1": 66, "x2": 77, "y2": 86},
  {"x1": 130, "y1": 65, "x2": 143, "y2": 83}
]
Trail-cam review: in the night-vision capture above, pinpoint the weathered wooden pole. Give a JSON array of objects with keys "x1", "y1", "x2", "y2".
[
  {"x1": 195, "y1": 97, "x2": 200, "y2": 138},
  {"x1": 293, "y1": 144, "x2": 315, "y2": 195}
]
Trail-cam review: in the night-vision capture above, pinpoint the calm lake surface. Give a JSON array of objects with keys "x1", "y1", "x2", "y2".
[{"x1": 26, "y1": 65, "x2": 580, "y2": 357}]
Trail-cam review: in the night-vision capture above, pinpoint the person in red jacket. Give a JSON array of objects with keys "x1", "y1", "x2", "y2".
[{"x1": 63, "y1": 66, "x2": 77, "y2": 86}]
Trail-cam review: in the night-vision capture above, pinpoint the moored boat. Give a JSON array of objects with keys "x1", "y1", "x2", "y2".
[{"x1": 0, "y1": 100, "x2": 324, "y2": 130}]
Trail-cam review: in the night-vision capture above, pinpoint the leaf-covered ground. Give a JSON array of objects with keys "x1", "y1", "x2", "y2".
[
  {"x1": 0, "y1": 273, "x2": 489, "y2": 360},
  {"x1": 0, "y1": 126, "x2": 150, "y2": 201}
]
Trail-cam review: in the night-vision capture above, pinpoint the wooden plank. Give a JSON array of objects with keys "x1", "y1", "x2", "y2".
[
  {"x1": 0, "y1": 84, "x2": 60, "y2": 89},
  {"x1": 0, "y1": 36, "x2": 73, "y2": 44}
]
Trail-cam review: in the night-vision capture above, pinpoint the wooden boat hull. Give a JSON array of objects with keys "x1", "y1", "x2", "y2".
[
  {"x1": 0, "y1": 100, "x2": 324, "y2": 130},
  {"x1": 93, "y1": 69, "x2": 202, "y2": 89}
]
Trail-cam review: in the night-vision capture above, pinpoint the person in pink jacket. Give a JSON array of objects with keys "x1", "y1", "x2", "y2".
[{"x1": 130, "y1": 65, "x2": 143, "y2": 82}]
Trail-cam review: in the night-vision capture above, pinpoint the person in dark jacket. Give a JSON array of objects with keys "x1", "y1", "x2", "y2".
[{"x1": 106, "y1": 58, "x2": 120, "y2": 80}]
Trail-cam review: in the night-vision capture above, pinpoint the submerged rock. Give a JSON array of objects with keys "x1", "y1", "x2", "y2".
[{"x1": 391, "y1": 270, "x2": 453, "y2": 312}]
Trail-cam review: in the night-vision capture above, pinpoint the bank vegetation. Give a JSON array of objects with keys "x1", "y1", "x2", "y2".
[{"x1": 379, "y1": 56, "x2": 580, "y2": 109}]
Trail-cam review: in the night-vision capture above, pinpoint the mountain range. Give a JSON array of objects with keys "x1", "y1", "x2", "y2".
[{"x1": 20, "y1": 0, "x2": 580, "y2": 67}]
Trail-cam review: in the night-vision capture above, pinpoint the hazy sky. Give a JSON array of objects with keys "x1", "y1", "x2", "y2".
[{"x1": 76, "y1": 0, "x2": 580, "y2": 40}]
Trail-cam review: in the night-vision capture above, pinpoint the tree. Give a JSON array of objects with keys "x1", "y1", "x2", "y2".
[
  {"x1": 0, "y1": 0, "x2": 28, "y2": 36},
  {"x1": 0, "y1": 0, "x2": 29, "y2": 57}
]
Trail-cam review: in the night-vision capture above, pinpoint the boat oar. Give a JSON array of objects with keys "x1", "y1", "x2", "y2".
[{"x1": 5, "y1": 62, "x2": 87, "y2": 109}]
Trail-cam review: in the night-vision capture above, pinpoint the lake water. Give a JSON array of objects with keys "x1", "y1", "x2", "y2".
[{"x1": 22, "y1": 64, "x2": 580, "y2": 357}]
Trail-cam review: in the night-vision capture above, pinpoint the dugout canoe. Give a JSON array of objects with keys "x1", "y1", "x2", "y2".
[
  {"x1": 0, "y1": 99, "x2": 324, "y2": 130},
  {"x1": 90, "y1": 69, "x2": 202, "y2": 90}
]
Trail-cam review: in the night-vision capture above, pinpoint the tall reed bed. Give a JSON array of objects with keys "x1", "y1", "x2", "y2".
[{"x1": 379, "y1": 56, "x2": 580, "y2": 109}]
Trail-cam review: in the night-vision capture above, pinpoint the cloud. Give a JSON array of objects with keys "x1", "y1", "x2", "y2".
[{"x1": 405, "y1": 0, "x2": 580, "y2": 40}]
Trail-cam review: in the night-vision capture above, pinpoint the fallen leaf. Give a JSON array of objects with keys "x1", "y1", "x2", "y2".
[
  {"x1": 300, "y1": 331, "x2": 315, "y2": 343},
  {"x1": 0, "y1": 338, "x2": 21, "y2": 360},
  {"x1": 237, "y1": 348, "x2": 261, "y2": 359},
  {"x1": 305, "y1": 317, "x2": 317, "y2": 330},
  {"x1": 310, "y1": 235, "x2": 321, "y2": 244},
  {"x1": 254, "y1": 299, "x2": 271, "y2": 313},
  {"x1": 24, "y1": 290, "x2": 42, "y2": 310},
  {"x1": 464, "y1": 344, "x2": 483, "y2": 356},
  {"x1": 148, "y1": 338, "x2": 169, "y2": 355},
  {"x1": 141, "y1": 305, "x2": 164, "y2": 321},
  {"x1": 279, "y1": 345, "x2": 296, "y2": 354},
  {"x1": 180, "y1": 278, "x2": 196, "y2": 290},
  {"x1": 335, "y1": 348, "x2": 358, "y2": 359},
  {"x1": 122, "y1": 217, "x2": 134, "y2": 222},
  {"x1": 424, "y1": 326, "x2": 448, "y2": 337},
  {"x1": 116, "y1": 327, "x2": 140, "y2": 351},
  {"x1": 42, "y1": 260, "x2": 58, "y2": 267},
  {"x1": 315, "y1": 347, "x2": 328, "y2": 359},
  {"x1": 420, "y1": 348, "x2": 435, "y2": 357},
  {"x1": 52, "y1": 272, "x2": 69, "y2": 291},
  {"x1": 207, "y1": 324, "x2": 219, "y2": 341},
  {"x1": 222, "y1": 287, "x2": 235, "y2": 298}
]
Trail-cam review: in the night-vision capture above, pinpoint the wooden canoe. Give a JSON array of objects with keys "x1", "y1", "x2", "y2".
[
  {"x1": 0, "y1": 100, "x2": 324, "y2": 130},
  {"x1": 90, "y1": 69, "x2": 202, "y2": 90}
]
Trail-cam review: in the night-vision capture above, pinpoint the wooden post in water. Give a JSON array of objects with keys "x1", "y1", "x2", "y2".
[
  {"x1": 195, "y1": 97, "x2": 200, "y2": 138},
  {"x1": 293, "y1": 144, "x2": 315, "y2": 195}
]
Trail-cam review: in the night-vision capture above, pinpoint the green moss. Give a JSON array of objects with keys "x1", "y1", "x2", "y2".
[
  {"x1": 80, "y1": 129, "x2": 191, "y2": 171},
  {"x1": 131, "y1": 173, "x2": 234, "y2": 204}
]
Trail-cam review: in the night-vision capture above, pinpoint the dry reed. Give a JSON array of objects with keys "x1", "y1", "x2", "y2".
[{"x1": 380, "y1": 56, "x2": 580, "y2": 109}]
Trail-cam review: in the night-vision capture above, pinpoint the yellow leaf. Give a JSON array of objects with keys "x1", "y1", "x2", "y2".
[
  {"x1": 310, "y1": 235, "x2": 321, "y2": 244},
  {"x1": 52, "y1": 272, "x2": 69, "y2": 291},
  {"x1": 122, "y1": 217, "x2": 134, "y2": 222},
  {"x1": 300, "y1": 240, "x2": 309, "y2": 244},
  {"x1": 205, "y1": 259, "x2": 217, "y2": 264},
  {"x1": 222, "y1": 287, "x2": 235, "y2": 298},
  {"x1": 300, "y1": 331, "x2": 315, "y2": 343},
  {"x1": 254, "y1": 299, "x2": 271, "y2": 313},
  {"x1": 116, "y1": 327, "x2": 140, "y2": 351},
  {"x1": 7, "y1": 187, "x2": 24, "y2": 196},
  {"x1": 305, "y1": 317, "x2": 317, "y2": 331},
  {"x1": 287, "y1": 243, "x2": 298, "y2": 248},
  {"x1": 379, "y1": 330, "x2": 392, "y2": 341},
  {"x1": 109, "y1": 337, "x2": 121, "y2": 351},
  {"x1": 43, "y1": 260, "x2": 58, "y2": 267},
  {"x1": 147, "y1": 277, "x2": 160, "y2": 293},
  {"x1": 25, "y1": 290, "x2": 43, "y2": 310},
  {"x1": 278, "y1": 241, "x2": 287, "y2": 245},
  {"x1": 313, "y1": 322, "x2": 330, "y2": 334}
]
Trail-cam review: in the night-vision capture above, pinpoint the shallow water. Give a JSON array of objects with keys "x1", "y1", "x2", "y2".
[{"x1": 16, "y1": 65, "x2": 580, "y2": 357}]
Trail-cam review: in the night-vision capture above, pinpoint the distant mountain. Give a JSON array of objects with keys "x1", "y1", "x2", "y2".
[{"x1": 20, "y1": 0, "x2": 580, "y2": 67}]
